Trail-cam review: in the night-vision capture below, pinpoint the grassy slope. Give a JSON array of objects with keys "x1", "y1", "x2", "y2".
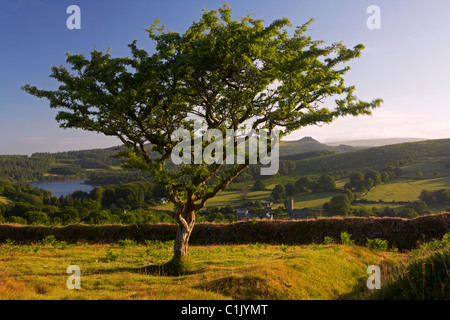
[
  {"x1": 358, "y1": 157, "x2": 450, "y2": 211},
  {"x1": 279, "y1": 138, "x2": 358, "y2": 156},
  {"x1": 291, "y1": 138, "x2": 450, "y2": 175},
  {"x1": 0, "y1": 242, "x2": 401, "y2": 300},
  {"x1": 325, "y1": 138, "x2": 426, "y2": 147},
  {"x1": 3, "y1": 139, "x2": 448, "y2": 213},
  {"x1": 154, "y1": 173, "x2": 449, "y2": 212},
  {"x1": 190, "y1": 140, "x2": 450, "y2": 212}
]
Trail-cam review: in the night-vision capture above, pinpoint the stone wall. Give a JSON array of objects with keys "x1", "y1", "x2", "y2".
[{"x1": 0, "y1": 213, "x2": 448, "y2": 250}]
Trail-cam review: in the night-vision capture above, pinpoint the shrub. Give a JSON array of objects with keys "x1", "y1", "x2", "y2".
[
  {"x1": 443, "y1": 232, "x2": 450, "y2": 245},
  {"x1": 371, "y1": 240, "x2": 450, "y2": 300},
  {"x1": 102, "y1": 249, "x2": 121, "y2": 262},
  {"x1": 42, "y1": 235, "x2": 58, "y2": 246},
  {"x1": 366, "y1": 238, "x2": 388, "y2": 251},
  {"x1": 324, "y1": 236, "x2": 333, "y2": 245},
  {"x1": 27, "y1": 211, "x2": 50, "y2": 225},
  {"x1": 118, "y1": 239, "x2": 137, "y2": 247},
  {"x1": 144, "y1": 239, "x2": 174, "y2": 250},
  {"x1": 7, "y1": 216, "x2": 27, "y2": 225},
  {"x1": 32, "y1": 243, "x2": 41, "y2": 253},
  {"x1": 1, "y1": 239, "x2": 20, "y2": 253},
  {"x1": 58, "y1": 241, "x2": 67, "y2": 249},
  {"x1": 253, "y1": 179, "x2": 266, "y2": 191},
  {"x1": 324, "y1": 194, "x2": 352, "y2": 217},
  {"x1": 340, "y1": 232, "x2": 355, "y2": 245}
]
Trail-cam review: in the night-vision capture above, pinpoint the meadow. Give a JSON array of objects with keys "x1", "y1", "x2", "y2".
[
  {"x1": 173, "y1": 154, "x2": 450, "y2": 214},
  {"x1": 1, "y1": 232, "x2": 448, "y2": 300},
  {"x1": 0, "y1": 237, "x2": 402, "y2": 300}
]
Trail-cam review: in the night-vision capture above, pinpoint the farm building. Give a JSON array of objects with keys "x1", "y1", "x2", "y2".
[{"x1": 286, "y1": 198, "x2": 310, "y2": 219}]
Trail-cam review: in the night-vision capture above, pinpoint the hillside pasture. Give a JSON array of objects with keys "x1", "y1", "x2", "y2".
[
  {"x1": 400, "y1": 156, "x2": 450, "y2": 179},
  {"x1": 0, "y1": 241, "x2": 400, "y2": 300},
  {"x1": 362, "y1": 176, "x2": 450, "y2": 204}
]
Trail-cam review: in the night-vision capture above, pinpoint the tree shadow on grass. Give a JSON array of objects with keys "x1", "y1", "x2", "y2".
[
  {"x1": 97, "y1": 261, "x2": 204, "y2": 277},
  {"x1": 335, "y1": 280, "x2": 373, "y2": 300}
]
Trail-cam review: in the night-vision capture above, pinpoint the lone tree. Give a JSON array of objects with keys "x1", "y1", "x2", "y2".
[{"x1": 23, "y1": 4, "x2": 382, "y2": 272}]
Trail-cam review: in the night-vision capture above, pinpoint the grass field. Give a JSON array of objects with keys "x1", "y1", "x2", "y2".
[
  {"x1": 399, "y1": 156, "x2": 450, "y2": 178},
  {"x1": 194, "y1": 156, "x2": 450, "y2": 213},
  {"x1": 151, "y1": 174, "x2": 449, "y2": 213},
  {"x1": 362, "y1": 176, "x2": 450, "y2": 205},
  {"x1": 290, "y1": 191, "x2": 339, "y2": 210},
  {"x1": 0, "y1": 240, "x2": 402, "y2": 300}
]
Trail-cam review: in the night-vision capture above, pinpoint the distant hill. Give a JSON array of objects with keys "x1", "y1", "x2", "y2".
[
  {"x1": 324, "y1": 137, "x2": 427, "y2": 148},
  {"x1": 279, "y1": 137, "x2": 361, "y2": 156},
  {"x1": 290, "y1": 138, "x2": 450, "y2": 176},
  {"x1": 2, "y1": 136, "x2": 449, "y2": 184}
]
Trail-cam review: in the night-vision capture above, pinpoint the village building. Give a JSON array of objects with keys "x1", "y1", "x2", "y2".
[
  {"x1": 234, "y1": 199, "x2": 273, "y2": 219},
  {"x1": 286, "y1": 198, "x2": 310, "y2": 219},
  {"x1": 235, "y1": 209, "x2": 250, "y2": 219},
  {"x1": 158, "y1": 198, "x2": 168, "y2": 204}
]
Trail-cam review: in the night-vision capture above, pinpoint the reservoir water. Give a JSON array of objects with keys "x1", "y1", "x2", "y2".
[{"x1": 29, "y1": 180, "x2": 94, "y2": 197}]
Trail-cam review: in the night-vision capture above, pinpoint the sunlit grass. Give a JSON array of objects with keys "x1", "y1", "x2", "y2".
[
  {"x1": 0, "y1": 240, "x2": 402, "y2": 300},
  {"x1": 363, "y1": 176, "x2": 450, "y2": 204}
]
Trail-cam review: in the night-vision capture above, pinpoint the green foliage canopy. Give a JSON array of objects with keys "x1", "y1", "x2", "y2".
[
  {"x1": 23, "y1": 4, "x2": 382, "y2": 260},
  {"x1": 23, "y1": 5, "x2": 381, "y2": 213}
]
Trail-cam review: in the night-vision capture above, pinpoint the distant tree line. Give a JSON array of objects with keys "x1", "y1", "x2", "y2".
[
  {"x1": 0, "y1": 148, "x2": 126, "y2": 183},
  {"x1": 320, "y1": 165, "x2": 444, "y2": 218},
  {"x1": 0, "y1": 179, "x2": 174, "y2": 226},
  {"x1": 33, "y1": 147, "x2": 125, "y2": 167},
  {"x1": 197, "y1": 205, "x2": 239, "y2": 223},
  {"x1": 85, "y1": 170, "x2": 154, "y2": 185},
  {"x1": 419, "y1": 189, "x2": 450, "y2": 206},
  {"x1": 323, "y1": 187, "x2": 432, "y2": 219},
  {"x1": 279, "y1": 150, "x2": 335, "y2": 161},
  {"x1": 0, "y1": 178, "x2": 250, "y2": 225},
  {"x1": 344, "y1": 166, "x2": 401, "y2": 192},
  {"x1": 233, "y1": 160, "x2": 297, "y2": 183},
  {"x1": 0, "y1": 155, "x2": 54, "y2": 182},
  {"x1": 270, "y1": 174, "x2": 337, "y2": 202}
]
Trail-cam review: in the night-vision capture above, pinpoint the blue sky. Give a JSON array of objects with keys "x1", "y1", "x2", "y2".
[{"x1": 1, "y1": 0, "x2": 450, "y2": 155}]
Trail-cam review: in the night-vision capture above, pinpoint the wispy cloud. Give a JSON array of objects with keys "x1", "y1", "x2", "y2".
[
  {"x1": 286, "y1": 109, "x2": 450, "y2": 143},
  {"x1": 21, "y1": 137, "x2": 46, "y2": 144}
]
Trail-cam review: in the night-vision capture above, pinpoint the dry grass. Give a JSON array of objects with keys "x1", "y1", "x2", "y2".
[{"x1": 0, "y1": 241, "x2": 401, "y2": 300}]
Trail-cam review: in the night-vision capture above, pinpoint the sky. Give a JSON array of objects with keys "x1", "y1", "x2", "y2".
[{"x1": 1, "y1": 0, "x2": 450, "y2": 155}]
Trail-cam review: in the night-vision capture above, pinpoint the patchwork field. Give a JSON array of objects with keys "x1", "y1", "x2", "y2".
[
  {"x1": 192, "y1": 156, "x2": 450, "y2": 214},
  {"x1": 362, "y1": 176, "x2": 450, "y2": 203}
]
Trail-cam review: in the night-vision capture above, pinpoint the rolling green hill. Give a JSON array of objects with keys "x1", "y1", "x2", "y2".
[
  {"x1": 2, "y1": 137, "x2": 450, "y2": 190},
  {"x1": 1, "y1": 137, "x2": 449, "y2": 225},
  {"x1": 279, "y1": 136, "x2": 361, "y2": 156},
  {"x1": 0, "y1": 136, "x2": 354, "y2": 183},
  {"x1": 290, "y1": 138, "x2": 450, "y2": 176},
  {"x1": 200, "y1": 138, "x2": 450, "y2": 215},
  {"x1": 325, "y1": 137, "x2": 427, "y2": 148}
]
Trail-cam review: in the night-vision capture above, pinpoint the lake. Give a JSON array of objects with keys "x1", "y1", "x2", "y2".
[{"x1": 29, "y1": 180, "x2": 94, "y2": 197}]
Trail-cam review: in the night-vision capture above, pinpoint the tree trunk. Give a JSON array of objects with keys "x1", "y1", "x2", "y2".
[{"x1": 171, "y1": 208, "x2": 195, "y2": 265}]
